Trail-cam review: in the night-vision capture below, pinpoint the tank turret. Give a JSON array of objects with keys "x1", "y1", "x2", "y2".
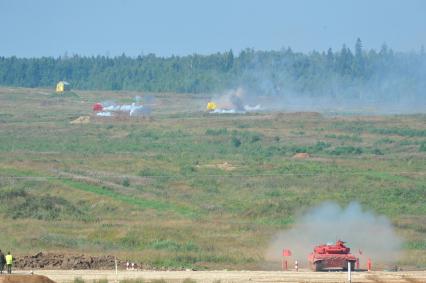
[{"x1": 308, "y1": 240, "x2": 357, "y2": 271}]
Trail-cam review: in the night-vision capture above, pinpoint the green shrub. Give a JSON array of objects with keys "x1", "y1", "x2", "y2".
[
  {"x1": 120, "y1": 231, "x2": 142, "y2": 248},
  {"x1": 148, "y1": 239, "x2": 200, "y2": 252},
  {"x1": 0, "y1": 187, "x2": 26, "y2": 200},
  {"x1": 376, "y1": 137, "x2": 395, "y2": 144},
  {"x1": 291, "y1": 146, "x2": 309, "y2": 153},
  {"x1": 181, "y1": 165, "x2": 196, "y2": 175},
  {"x1": 330, "y1": 146, "x2": 363, "y2": 155},
  {"x1": 122, "y1": 177, "x2": 130, "y2": 187},
  {"x1": 0, "y1": 187, "x2": 85, "y2": 221},
  {"x1": 371, "y1": 127, "x2": 426, "y2": 137},
  {"x1": 313, "y1": 141, "x2": 331, "y2": 151},
  {"x1": 372, "y1": 148, "x2": 384, "y2": 155},
  {"x1": 251, "y1": 134, "x2": 262, "y2": 143},
  {"x1": 205, "y1": 128, "x2": 228, "y2": 136},
  {"x1": 290, "y1": 141, "x2": 330, "y2": 154},
  {"x1": 231, "y1": 137, "x2": 241, "y2": 147},
  {"x1": 237, "y1": 123, "x2": 249, "y2": 128}
]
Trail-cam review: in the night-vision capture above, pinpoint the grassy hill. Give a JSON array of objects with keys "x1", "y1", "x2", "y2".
[{"x1": 0, "y1": 87, "x2": 425, "y2": 269}]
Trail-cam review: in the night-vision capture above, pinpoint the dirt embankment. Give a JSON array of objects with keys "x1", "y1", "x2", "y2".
[
  {"x1": 14, "y1": 252, "x2": 188, "y2": 271},
  {"x1": 15, "y1": 252, "x2": 121, "y2": 270},
  {"x1": 0, "y1": 275, "x2": 55, "y2": 283}
]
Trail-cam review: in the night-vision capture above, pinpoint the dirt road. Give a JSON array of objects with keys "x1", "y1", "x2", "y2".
[{"x1": 15, "y1": 269, "x2": 426, "y2": 283}]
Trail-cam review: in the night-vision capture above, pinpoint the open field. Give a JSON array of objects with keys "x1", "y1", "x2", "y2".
[
  {"x1": 0, "y1": 87, "x2": 425, "y2": 270},
  {"x1": 7, "y1": 270, "x2": 426, "y2": 283}
]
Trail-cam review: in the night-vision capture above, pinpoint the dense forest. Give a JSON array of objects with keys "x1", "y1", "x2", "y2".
[{"x1": 0, "y1": 39, "x2": 425, "y2": 100}]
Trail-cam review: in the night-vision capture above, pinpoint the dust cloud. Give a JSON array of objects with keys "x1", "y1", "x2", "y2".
[
  {"x1": 209, "y1": 87, "x2": 262, "y2": 113},
  {"x1": 266, "y1": 202, "x2": 403, "y2": 266}
]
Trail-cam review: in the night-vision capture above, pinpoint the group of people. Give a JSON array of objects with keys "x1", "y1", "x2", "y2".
[
  {"x1": 0, "y1": 250, "x2": 13, "y2": 274},
  {"x1": 125, "y1": 261, "x2": 138, "y2": 270}
]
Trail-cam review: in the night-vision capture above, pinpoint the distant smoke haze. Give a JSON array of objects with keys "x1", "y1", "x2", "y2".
[
  {"x1": 211, "y1": 84, "x2": 426, "y2": 114},
  {"x1": 217, "y1": 47, "x2": 426, "y2": 114},
  {"x1": 266, "y1": 202, "x2": 403, "y2": 268}
]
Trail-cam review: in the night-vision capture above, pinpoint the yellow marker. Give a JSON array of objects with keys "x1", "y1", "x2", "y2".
[
  {"x1": 206, "y1": 102, "x2": 217, "y2": 111},
  {"x1": 56, "y1": 81, "x2": 70, "y2": 93}
]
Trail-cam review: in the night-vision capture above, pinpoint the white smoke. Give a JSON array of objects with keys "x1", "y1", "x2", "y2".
[
  {"x1": 96, "y1": 97, "x2": 151, "y2": 117},
  {"x1": 209, "y1": 87, "x2": 263, "y2": 113},
  {"x1": 266, "y1": 202, "x2": 403, "y2": 268}
]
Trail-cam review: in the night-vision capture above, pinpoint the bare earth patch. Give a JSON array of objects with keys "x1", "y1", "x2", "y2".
[
  {"x1": 292, "y1": 153, "x2": 311, "y2": 159},
  {"x1": 198, "y1": 162, "x2": 237, "y2": 171}
]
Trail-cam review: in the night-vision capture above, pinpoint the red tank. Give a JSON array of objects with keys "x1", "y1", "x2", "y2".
[
  {"x1": 92, "y1": 103, "x2": 103, "y2": 112},
  {"x1": 308, "y1": 240, "x2": 357, "y2": 271}
]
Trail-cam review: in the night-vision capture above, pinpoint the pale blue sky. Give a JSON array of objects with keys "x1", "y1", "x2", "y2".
[{"x1": 1, "y1": 0, "x2": 425, "y2": 57}]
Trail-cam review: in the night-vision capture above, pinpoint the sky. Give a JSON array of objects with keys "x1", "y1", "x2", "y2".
[{"x1": 1, "y1": 0, "x2": 425, "y2": 57}]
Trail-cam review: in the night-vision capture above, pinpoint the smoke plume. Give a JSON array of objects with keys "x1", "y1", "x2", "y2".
[
  {"x1": 266, "y1": 202, "x2": 403, "y2": 268},
  {"x1": 209, "y1": 87, "x2": 262, "y2": 113},
  {"x1": 221, "y1": 48, "x2": 426, "y2": 114}
]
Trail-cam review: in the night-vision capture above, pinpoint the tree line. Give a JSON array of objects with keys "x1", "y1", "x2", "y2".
[{"x1": 0, "y1": 39, "x2": 425, "y2": 99}]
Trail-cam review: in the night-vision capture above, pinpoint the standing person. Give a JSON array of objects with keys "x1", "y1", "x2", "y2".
[
  {"x1": 367, "y1": 258, "x2": 372, "y2": 271},
  {"x1": 5, "y1": 252, "x2": 12, "y2": 274},
  {"x1": 0, "y1": 250, "x2": 5, "y2": 274}
]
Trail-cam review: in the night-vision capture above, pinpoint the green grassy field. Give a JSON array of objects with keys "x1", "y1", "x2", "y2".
[{"x1": 0, "y1": 87, "x2": 425, "y2": 269}]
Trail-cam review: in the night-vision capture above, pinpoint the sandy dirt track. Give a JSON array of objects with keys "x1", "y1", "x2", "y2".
[{"x1": 11, "y1": 269, "x2": 426, "y2": 283}]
